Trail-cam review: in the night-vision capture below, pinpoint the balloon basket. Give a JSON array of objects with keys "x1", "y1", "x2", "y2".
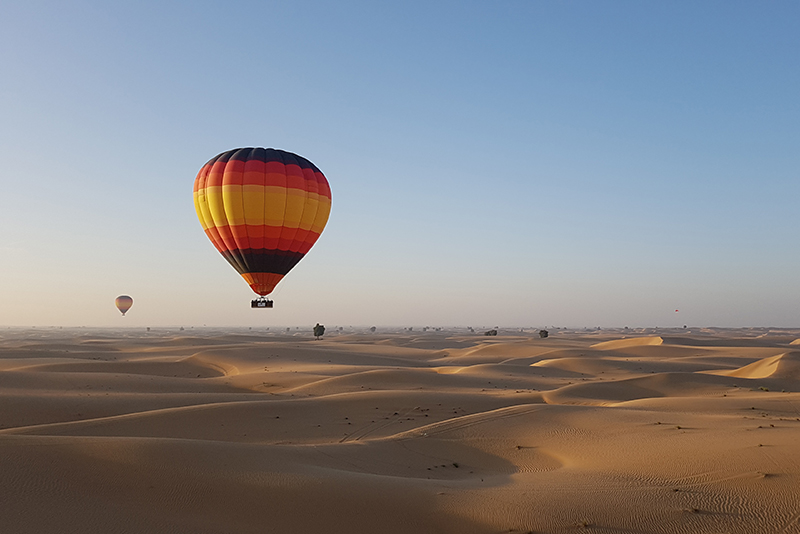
[{"x1": 251, "y1": 298, "x2": 274, "y2": 309}]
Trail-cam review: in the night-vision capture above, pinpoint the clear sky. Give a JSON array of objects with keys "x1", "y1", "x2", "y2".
[{"x1": 1, "y1": 1, "x2": 798, "y2": 328}]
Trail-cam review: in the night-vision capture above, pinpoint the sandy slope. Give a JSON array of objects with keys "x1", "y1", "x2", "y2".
[{"x1": 1, "y1": 326, "x2": 799, "y2": 533}]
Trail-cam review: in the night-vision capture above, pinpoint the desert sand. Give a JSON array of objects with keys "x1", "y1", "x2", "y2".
[{"x1": 1, "y1": 326, "x2": 799, "y2": 533}]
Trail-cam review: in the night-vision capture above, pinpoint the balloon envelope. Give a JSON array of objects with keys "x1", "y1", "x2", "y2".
[
  {"x1": 115, "y1": 295, "x2": 133, "y2": 316},
  {"x1": 193, "y1": 148, "x2": 332, "y2": 296}
]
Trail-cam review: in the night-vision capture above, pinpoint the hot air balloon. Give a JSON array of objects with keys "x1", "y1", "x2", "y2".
[
  {"x1": 115, "y1": 295, "x2": 133, "y2": 316},
  {"x1": 193, "y1": 148, "x2": 331, "y2": 307}
]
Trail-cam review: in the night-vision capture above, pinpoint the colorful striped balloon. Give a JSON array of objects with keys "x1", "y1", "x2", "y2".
[
  {"x1": 193, "y1": 148, "x2": 332, "y2": 297},
  {"x1": 115, "y1": 295, "x2": 133, "y2": 316}
]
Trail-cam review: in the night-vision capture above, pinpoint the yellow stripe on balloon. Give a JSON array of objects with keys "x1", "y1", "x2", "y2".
[
  {"x1": 240, "y1": 184, "x2": 266, "y2": 225},
  {"x1": 198, "y1": 186, "x2": 330, "y2": 231},
  {"x1": 194, "y1": 189, "x2": 219, "y2": 232},
  {"x1": 283, "y1": 187, "x2": 308, "y2": 228},
  {"x1": 204, "y1": 186, "x2": 230, "y2": 232},
  {"x1": 264, "y1": 187, "x2": 287, "y2": 227},
  {"x1": 222, "y1": 185, "x2": 246, "y2": 228},
  {"x1": 311, "y1": 198, "x2": 331, "y2": 233},
  {"x1": 193, "y1": 190, "x2": 210, "y2": 230},
  {"x1": 298, "y1": 196, "x2": 319, "y2": 231}
]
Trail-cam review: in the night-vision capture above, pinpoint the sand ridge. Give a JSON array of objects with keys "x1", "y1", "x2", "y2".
[
  {"x1": 1, "y1": 326, "x2": 799, "y2": 533},
  {"x1": 705, "y1": 351, "x2": 800, "y2": 380}
]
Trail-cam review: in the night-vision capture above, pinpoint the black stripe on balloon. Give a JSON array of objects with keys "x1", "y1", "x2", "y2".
[
  {"x1": 209, "y1": 147, "x2": 321, "y2": 173},
  {"x1": 221, "y1": 249, "x2": 306, "y2": 275},
  {"x1": 203, "y1": 150, "x2": 233, "y2": 168}
]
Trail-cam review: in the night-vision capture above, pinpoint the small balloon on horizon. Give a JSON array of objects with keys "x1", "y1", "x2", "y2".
[{"x1": 115, "y1": 295, "x2": 133, "y2": 316}]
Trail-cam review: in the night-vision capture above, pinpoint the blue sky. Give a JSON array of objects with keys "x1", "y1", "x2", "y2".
[{"x1": 1, "y1": 1, "x2": 798, "y2": 327}]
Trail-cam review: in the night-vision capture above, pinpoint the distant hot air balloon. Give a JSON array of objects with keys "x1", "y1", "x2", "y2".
[
  {"x1": 193, "y1": 148, "x2": 331, "y2": 307},
  {"x1": 115, "y1": 295, "x2": 133, "y2": 316}
]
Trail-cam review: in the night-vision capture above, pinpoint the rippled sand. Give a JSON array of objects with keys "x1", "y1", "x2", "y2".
[{"x1": 1, "y1": 326, "x2": 799, "y2": 533}]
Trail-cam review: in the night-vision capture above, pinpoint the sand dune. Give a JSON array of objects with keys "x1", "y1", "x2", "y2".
[
  {"x1": 591, "y1": 335, "x2": 663, "y2": 350},
  {"x1": 705, "y1": 351, "x2": 800, "y2": 380},
  {"x1": 1, "y1": 327, "x2": 799, "y2": 533}
]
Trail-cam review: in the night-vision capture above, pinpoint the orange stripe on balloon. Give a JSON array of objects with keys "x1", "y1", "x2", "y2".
[
  {"x1": 241, "y1": 272, "x2": 285, "y2": 296},
  {"x1": 230, "y1": 225, "x2": 251, "y2": 250},
  {"x1": 201, "y1": 224, "x2": 322, "y2": 254},
  {"x1": 203, "y1": 228, "x2": 227, "y2": 253}
]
